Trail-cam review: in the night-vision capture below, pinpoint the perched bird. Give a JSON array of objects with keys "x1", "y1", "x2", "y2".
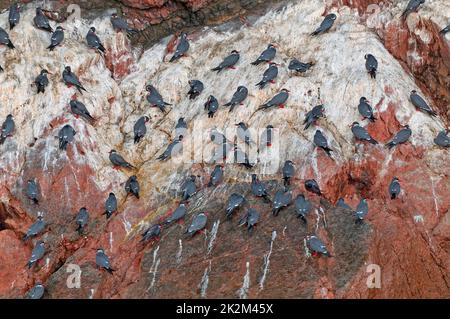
[
  {"x1": 58, "y1": 124, "x2": 76, "y2": 151},
  {"x1": 351, "y1": 122, "x2": 378, "y2": 144},
  {"x1": 260, "y1": 125, "x2": 274, "y2": 148},
  {"x1": 26, "y1": 179, "x2": 39, "y2": 204},
  {"x1": 125, "y1": 175, "x2": 140, "y2": 199},
  {"x1": 26, "y1": 240, "x2": 45, "y2": 269},
  {"x1": 256, "y1": 62, "x2": 278, "y2": 89},
  {"x1": 233, "y1": 144, "x2": 255, "y2": 169},
  {"x1": 34, "y1": 70, "x2": 50, "y2": 94},
  {"x1": 251, "y1": 174, "x2": 271, "y2": 202},
  {"x1": 133, "y1": 116, "x2": 149, "y2": 143},
  {"x1": 96, "y1": 248, "x2": 115, "y2": 274},
  {"x1": 282, "y1": 160, "x2": 295, "y2": 186},
  {"x1": 0, "y1": 26, "x2": 15, "y2": 49},
  {"x1": 306, "y1": 235, "x2": 331, "y2": 257},
  {"x1": 389, "y1": 177, "x2": 401, "y2": 199},
  {"x1": 47, "y1": 26, "x2": 64, "y2": 51},
  {"x1": 187, "y1": 80, "x2": 204, "y2": 100},
  {"x1": 103, "y1": 193, "x2": 117, "y2": 219},
  {"x1": 210, "y1": 128, "x2": 227, "y2": 145},
  {"x1": 336, "y1": 198, "x2": 352, "y2": 210},
  {"x1": 226, "y1": 193, "x2": 245, "y2": 219},
  {"x1": 310, "y1": 13, "x2": 337, "y2": 36},
  {"x1": 164, "y1": 203, "x2": 187, "y2": 224},
  {"x1": 109, "y1": 150, "x2": 135, "y2": 169},
  {"x1": 204, "y1": 95, "x2": 219, "y2": 118},
  {"x1": 288, "y1": 59, "x2": 313, "y2": 73},
  {"x1": 23, "y1": 216, "x2": 46, "y2": 241},
  {"x1": 385, "y1": 125, "x2": 412, "y2": 149},
  {"x1": 364, "y1": 54, "x2": 378, "y2": 79},
  {"x1": 70, "y1": 99, "x2": 95, "y2": 122},
  {"x1": 110, "y1": 13, "x2": 138, "y2": 35},
  {"x1": 169, "y1": 32, "x2": 189, "y2": 62},
  {"x1": 34, "y1": 7, "x2": 53, "y2": 32},
  {"x1": 238, "y1": 208, "x2": 260, "y2": 234},
  {"x1": 257, "y1": 89, "x2": 289, "y2": 110},
  {"x1": 355, "y1": 198, "x2": 369, "y2": 222},
  {"x1": 208, "y1": 165, "x2": 223, "y2": 187},
  {"x1": 236, "y1": 122, "x2": 254, "y2": 145},
  {"x1": 251, "y1": 44, "x2": 276, "y2": 65},
  {"x1": 434, "y1": 130, "x2": 450, "y2": 148},
  {"x1": 440, "y1": 24, "x2": 450, "y2": 35},
  {"x1": 358, "y1": 97, "x2": 376, "y2": 122},
  {"x1": 272, "y1": 187, "x2": 292, "y2": 216},
  {"x1": 26, "y1": 284, "x2": 44, "y2": 299},
  {"x1": 86, "y1": 27, "x2": 105, "y2": 53},
  {"x1": 185, "y1": 212, "x2": 207, "y2": 237},
  {"x1": 181, "y1": 175, "x2": 197, "y2": 202},
  {"x1": 224, "y1": 86, "x2": 248, "y2": 112},
  {"x1": 156, "y1": 136, "x2": 183, "y2": 161},
  {"x1": 141, "y1": 224, "x2": 161, "y2": 242},
  {"x1": 304, "y1": 105, "x2": 325, "y2": 130},
  {"x1": 410, "y1": 90, "x2": 437, "y2": 117},
  {"x1": 63, "y1": 66, "x2": 87, "y2": 94},
  {"x1": 0, "y1": 114, "x2": 15, "y2": 145},
  {"x1": 8, "y1": 3, "x2": 20, "y2": 30},
  {"x1": 75, "y1": 207, "x2": 89, "y2": 235},
  {"x1": 401, "y1": 0, "x2": 425, "y2": 19},
  {"x1": 305, "y1": 179, "x2": 322, "y2": 196},
  {"x1": 295, "y1": 194, "x2": 312, "y2": 223},
  {"x1": 212, "y1": 50, "x2": 240, "y2": 72},
  {"x1": 314, "y1": 130, "x2": 333, "y2": 157},
  {"x1": 175, "y1": 117, "x2": 187, "y2": 138},
  {"x1": 146, "y1": 85, "x2": 171, "y2": 113}
]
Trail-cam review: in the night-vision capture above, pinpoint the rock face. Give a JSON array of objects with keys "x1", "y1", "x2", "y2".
[{"x1": 0, "y1": 0, "x2": 449, "y2": 299}]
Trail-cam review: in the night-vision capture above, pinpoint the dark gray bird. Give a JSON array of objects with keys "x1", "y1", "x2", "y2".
[
  {"x1": 156, "y1": 136, "x2": 183, "y2": 161},
  {"x1": 282, "y1": 160, "x2": 295, "y2": 186},
  {"x1": 410, "y1": 90, "x2": 437, "y2": 117},
  {"x1": 440, "y1": 24, "x2": 450, "y2": 35},
  {"x1": 58, "y1": 124, "x2": 76, "y2": 151},
  {"x1": 233, "y1": 144, "x2": 255, "y2": 169},
  {"x1": 0, "y1": 114, "x2": 15, "y2": 145},
  {"x1": 75, "y1": 207, "x2": 89, "y2": 235},
  {"x1": 251, "y1": 174, "x2": 271, "y2": 202},
  {"x1": 63, "y1": 66, "x2": 87, "y2": 94},
  {"x1": 181, "y1": 175, "x2": 197, "y2": 202},
  {"x1": 205, "y1": 95, "x2": 219, "y2": 118},
  {"x1": 288, "y1": 59, "x2": 313, "y2": 73},
  {"x1": 8, "y1": 3, "x2": 20, "y2": 30},
  {"x1": 385, "y1": 125, "x2": 412, "y2": 149},
  {"x1": 434, "y1": 130, "x2": 450, "y2": 148},
  {"x1": 236, "y1": 122, "x2": 254, "y2": 145},
  {"x1": 306, "y1": 235, "x2": 331, "y2": 257},
  {"x1": 212, "y1": 50, "x2": 240, "y2": 72},
  {"x1": 170, "y1": 32, "x2": 189, "y2": 62},
  {"x1": 141, "y1": 224, "x2": 161, "y2": 242},
  {"x1": 35, "y1": 70, "x2": 50, "y2": 94},
  {"x1": 310, "y1": 13, "x2": 337, "y2": 36},
  {"x1": 26, "y1": 284, "x2": 44, "y2": 299},
  {"x1": 109, "y1": 150, "x2": 135, "y2": 169},
  {"x1": 238, "y1": 208, "x2": 260, "y2": 234},
  {"x1": 133, "y1": 116, "x2": 149, "y2": 144},
  {"x1": 47, "y1": 26, "x2": 64, "y2": 51},
  {"x1": 125, "y1": 175, "x2": 140, "y2": 199},
  {"x1": 86, "y1": 27, "x2": 105, "y2": 53},
  {"x1": 355, "y1": 198, "x2": 369, "y2": 222},
  {"x1": 70, "y1": 99, "x2": 95, "y2": 122},
  {"x1": 364, "y1": 54, "x2": 378, "y2": 79},
  {"x1": 226, "y1": 193, "x2": 245, "y2": 219},
  {"x1": 314, "y1": 130, "x2": 333, "y2": 157},
  {"x1": 164, "y1": 203, "x2": 187, "y2": 224},
  {"x1": 257, "y1": 89, "x2": 289, "y2": 111},
  {"x1": 401, "y1": 0, "x2": 425, "y2": 19},
  {"x1": 260, "y1": 125, "x2": 274, "y2": 148},
  {"x1": 0, "y1": 26, "x2": 15, "y2": 49},
  {"x1": 351, "y1": 122, "x2": 378, "y2": 144},
  {"x1": 256, "y1": 62, "x2": 278, "y2": 89},
  {"x1": 187, "y1": 80, "x2": 204, "y2": 100},
  {"x1": 224, "y1": 86, "x2": 248, "y2": 112},
  {"x1": 295, "y1": 194, "x2": 312, "y2": 223},
  {"x1": 110, "y1": 13, "x2": 138, "y2": 35},
  {"x1": 26, "y1": 240, "x2": 45, "y2": 269},
  {"x1": 146, "y1": 85, "x2": 171, "y2": 113},
  {"x1": 23, "y1": 216, "x2": 46, "y2": 241},
  {"x1": 185, "y1": 212, "x2": 207, "y2": 237},
  {"x1": 336, "y1": 198, "x2": 352, "y2": 210},
  {"x1": 34, "y1": 7, "x2": 53, "y2": 32},
  {"x1": 389, "y1": 177, "x2": 401, "y2": 199},
  {"x1": 251, "y1": 44, "x2": 276, "y2": 65},
  {"x1": 26, "y1": 179, "x2": 39, "y2": 204},
  {"x1": 358, "y1": 97, "x2": 376, "y2": 122},
  {"x1": 304, "y1": 105, "x2": 325, "y2": 130},
  {"x1": 208, "y1": 165, "x2": 223, "y2": 187},
  {"x1": 272, "y1": 187, "x2": 292, "y2": 216},
  {"x1": 305, "y1": 179, "x2": 322, "y2": 196},
  {"x1": 175, "y1": 117, "x2": 187, "y2": 138},
  {"x1": 103, "y1": 193, "x2": 117, "y2": 219},
  {"x1": 96, "y1": 248, "x2": 115, "y2": 274}
]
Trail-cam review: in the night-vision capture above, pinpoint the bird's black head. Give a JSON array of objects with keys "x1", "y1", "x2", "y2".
[
  {"x1": 56, "y1": 26, "x2": 64, "y2": 31},
  {"x1": 108, "y1": 192, "x2": 115, "y2": 197},
  {"x1": 411, "y1": 90, "x2": 417, "y2": 94},
  {"x1": 144, "y1": 116, "x2": 150, "y2": 122},
  {"x1": 235, "y1": 122, "x2": 245, "y2": 127},
  {"x1": 130, "y1": 175, "x2": 137, "y2": 180},
  {"x1": 268, "y1": 44, "x2": 276, "y2": 49},
  {"x1": 281, "y1": 88, "x2": 290, "y2": 93},
  {"x1": 251, "y1": 174, "x2": 257, "y2": 180},
  {"x1": 189, "y1": 175, "x2": 196, "y2": 181},
  {"x1": 6, "y1": 114, "x2": 13, "y2": 119},
  {"x1": 231, "y1": 50, "x2": 239, "y2": 54},
  {"x1": 80, "y1": 207, "x2": 87, "y2": 211},
  {"x1": 111, "y1": 13, "x2": 118, "y2": 18},
  {"x1": 181, "y1": 32, "x2": 187, "y2": 38},
  {"x1": 267, "y1": 125, "x2": 274, "y2": 129},
  {"x1": 360, "y1": 97, "x2": 368, "y2": 103},
  {"x1": 393, "y1": 177, "x2": 399, "y2": 181},
  {"x1": 352, "y1": 121, "x2": 360, "y2": 126},
  {"x1": 285, "y1": 160, "x2": 293, "y2": 165},
  {"x1": 37, "y1": 215, "x2": 43, "y2": 220},
  {"x1": 145, "y1": 84, "x2": 153, "y2": 92},
  {"x1": 328, "y1": 13, "x2": 337, "y2": 20},
  {"x1": 90, "y1": 27, "x2": 96, "y2": 32},
  {"x1": 404, "y1": 124, "x2": 410, "y2": 129},
  {"x1": 36, "y1": 7, "x2": 42, "y2": 14},
  {"x1": 109, "y1": 149, "x2": 116, "y2": 154},
  {"x1": 41, "y1": 69, "x2": 49, "y2": 75},
  {"x1": 269, "y1": 62, "x2": 278, "y2": 66},
  {"x1": 178, "y1": 135, "x2": 184, "y2": 141},
  {"x1": 64, "y1": 66, "x2": 71, "y2": 72},
  {"x1": 237, "y1": 86, "x2": 246, "y2": 91},
  {"x1": 96, "y1": 248, "x2": 104, "y2": 253},
  {"x1": 178, "y1": 117, "x2": 185, "y2": 122}
]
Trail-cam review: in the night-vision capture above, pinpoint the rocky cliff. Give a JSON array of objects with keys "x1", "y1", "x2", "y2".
[{"x1": 0, "y1": 0, "x2": 449, "y2": 298}]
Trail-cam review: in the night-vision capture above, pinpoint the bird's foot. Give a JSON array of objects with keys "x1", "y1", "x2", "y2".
[{"x1": 278, "y1": 104, "x2": 285, "y2": 109}]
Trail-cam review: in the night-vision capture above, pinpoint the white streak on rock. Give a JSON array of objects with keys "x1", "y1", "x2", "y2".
[
  {"x1": 259, "y1": 230, "x2": 277, "y2": 290},
  {"x1": 207, "y1": 220, "x2": 220, "y2": 255},
  {"x1": 199, "y1": 260, "x2": 212, "y2": 298},
  {"x1": 238, "y1": 261, "x2": 250, "y2": 299}
]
